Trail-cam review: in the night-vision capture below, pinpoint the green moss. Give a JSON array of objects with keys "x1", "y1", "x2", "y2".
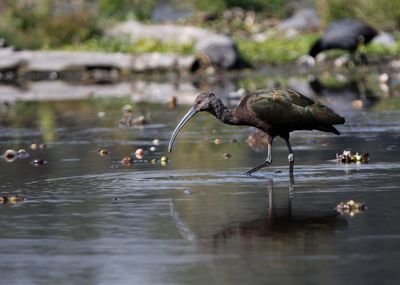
[
  {"x1": 315, "y1": 0, "x2": 400, "y2": 31},
  {"x1": 237, "y1": 34, "x2": 400, "y2": 65},
  {"x1": 373, "y1": 97, "x2": 400, "y2": 111},
  {"x1": 237, "y1": 34, "x2": 319, "y2": 65},
  {"x1": 57, "y1": 37, "x2": 194, "y2": 55}
]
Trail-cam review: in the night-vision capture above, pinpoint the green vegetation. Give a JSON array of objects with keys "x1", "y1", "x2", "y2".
[
  {"x1": 58, "y1": 37, "x2": 194, "y2": 55},
  {"x1": 0, "y1": 2, "x2": 101, "y2": 49},
  {"x1": 237, "y1": 35, "x2": 400, "y2": 65},
  {"x1": 194, "y1": 0, "x2": 290, "y2": 17},
  {"x1": 98, "y1": 0, "x2": 157, "y2": 20},
  {"x1": 316, "y1": 0, "x2": 400, "y2": 31},
  {"x1": 0, "y1": 0, "x2": 399, "y2": 65},
  {"x1": 237, "y1": 34, "x2": 319, "y2": 65}
]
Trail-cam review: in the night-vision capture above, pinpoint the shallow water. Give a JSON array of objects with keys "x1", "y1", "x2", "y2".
[{"x1": 0, "y1": 76, "x2": 400, "y2": 284}]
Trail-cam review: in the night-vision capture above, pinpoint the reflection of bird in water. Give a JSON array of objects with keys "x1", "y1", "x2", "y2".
[
  {"x1": 309, "y1": 19, "x2": 378, "y2": 64},
  {"x1": 308, "y1": 75, "x2": 379, "y2": 110},
  {"x1": 170, "y1": 177, "x2": 347, "y2": 251},
  {"x1": 169, "y1": 89, "x2": 345, "y2": 175}
]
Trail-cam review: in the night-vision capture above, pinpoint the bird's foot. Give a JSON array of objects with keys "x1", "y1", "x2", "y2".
[{"x1": 245, "y1": 161, "x2": 271, "y2": 176}]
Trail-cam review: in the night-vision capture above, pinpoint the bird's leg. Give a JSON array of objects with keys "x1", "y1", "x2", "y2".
[
  {"x1": 246, "y1": 141, "x2": 273, "y2": 176},
  {"x1": 358, "y1": 38, "x2": 369, "y2": 65},
  {"x1": 284, "y1": 138, "x2": 295, "y2": 174},
  {"x1": 348, "y1": 52, "x2": 357, "y2": 69},
  {"x1": 359, "y1": 51, "x2": 368, "y2": 65}
]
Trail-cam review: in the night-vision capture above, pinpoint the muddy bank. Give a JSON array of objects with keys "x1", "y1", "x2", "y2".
[{"x1": 0, "y1": 49, "x2": 196, "y2": 81}]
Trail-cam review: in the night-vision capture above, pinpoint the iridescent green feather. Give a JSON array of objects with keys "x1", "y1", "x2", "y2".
[{"x1": 249, "y1": 89, "x2": 345, "y2": 127}]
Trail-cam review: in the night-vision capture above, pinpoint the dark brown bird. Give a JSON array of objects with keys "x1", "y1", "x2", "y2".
[
  {"x1": 309, "y1": 19, "x2": 378, "y2": 63},
  {"x1": 168, "y1": 89, "x2": 345, "y2": 175}
]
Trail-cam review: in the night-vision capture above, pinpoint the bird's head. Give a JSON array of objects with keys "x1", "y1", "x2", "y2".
[
  {"x1": 168, "y1": 92, "x2": 218, "y2": 152},
  {"x1": 193, "y1": 91, "x2": 218, "y2": 112}
]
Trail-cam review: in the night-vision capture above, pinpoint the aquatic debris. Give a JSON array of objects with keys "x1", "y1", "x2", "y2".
[
  {"x1": 160, "y1": 155, "x2": 168, "y2": 166},
  {"x1": 97, "y1": 111, "x2": 106, "y2": 118},
  {"x1": 17, "y1": 149, "x2": 29, "y2": 159},
  {"x1": 351, "y1": 100, "x2": 363, "y2": 109},
  {"x1": 31, "y1": 159, "x2": 48, "y2": 166},
  {"x1": 122, "y1": 104, "x2": 133, "y2": 113},
  {"x1": 247, "y1": 130, "x2": 269, "y2": 152},
  {"x1": 3, "y1": 149, "x2": 17, "y2": 162},
  {"x1": 0, "y1": 195, "x2": 24, "y2": 204},
  {"x1": 149, "y1": 158, "x2": 157, "y2": 164},
  {"x1": 336, "y1": 200, "x2": 366, "y2": 216},
  {"x1": 152, "y1": 139, "x2": 160, "y2": 146},
  {"x1": 167, "y1": 96, "x2": 178, "y2": 109},
  {"x1": 98, "y1": 148, "x2": 109, "y2": 156},
  {"x1": 336, "y1": 150, "x2": 369, "y2": 163},
  {"x1": 214, "y1": 138, "x2": 222, "y2": 145},
  {"x1": 119, "y1": 105, "x2": 149, "y2": 127},
  {"x1": 149, "y1": 146, "x2": 157, "y2": 152},
  {"x1": 184, "y1": 189, "x2": 192, "y2": 195},
  {"x1": 121, "y1": 156, "x2": 133, "y2": 165},
  {"x1": 2, "y1": 149, "x2": 30, "y2": 162},
  {"x1": 135, "y1": 148, "x2": 145, "y2": 159},
  {"x1": 131, "y1": 115, "x2": 148, "y2": 126},
  {"x1": 30, "y1": 143, "x2": 47, "y2": 150},
  {"x1": 223, "y1": 153, "x2": 232, "y2": 159}
]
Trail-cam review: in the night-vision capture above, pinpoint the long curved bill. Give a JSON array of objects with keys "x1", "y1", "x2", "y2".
[{"x1": 168, "y1": 107, "x2": 197, "y2": 152}]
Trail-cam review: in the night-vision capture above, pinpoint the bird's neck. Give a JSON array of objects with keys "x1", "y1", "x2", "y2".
[
  {"x1": 309, "y1": 39, "x2": 322, "y2": 57},
  {"x1": 210, "y1": 100, "x2": 240, "y2": 125}
]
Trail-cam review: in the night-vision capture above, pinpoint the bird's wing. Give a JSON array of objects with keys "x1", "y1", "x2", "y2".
[{"x1": 249, "y1": 89, "x2": 344, "y2": 127}]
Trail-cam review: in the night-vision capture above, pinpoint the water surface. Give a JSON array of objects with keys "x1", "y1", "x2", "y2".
[{"x1": 0, "y1": 74, "x2": 400, "y2": 284}]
